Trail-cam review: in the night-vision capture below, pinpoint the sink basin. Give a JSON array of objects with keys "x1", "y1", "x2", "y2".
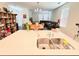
[
  {"x1": 37, "y1": 38, "x2": 75, "y2": 49},
  {"x1": 37, "y1": 38, "x2": 50, "y2": 49},
  {"x1": 50, "y1": 38, "x2": 69, "y2": 49}
]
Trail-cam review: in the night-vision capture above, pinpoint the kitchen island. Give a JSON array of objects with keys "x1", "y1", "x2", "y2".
[{"x1": 0, "y1": 30, "x2": 79, "y2": 55}]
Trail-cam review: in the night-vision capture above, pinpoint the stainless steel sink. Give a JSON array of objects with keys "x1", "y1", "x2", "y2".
[
  {"x1": 37, "y1": 38, "x2": 50, "y2": 49},
  {"x1": 37, "y1": 38, "x2": 75, "y2": 49}
]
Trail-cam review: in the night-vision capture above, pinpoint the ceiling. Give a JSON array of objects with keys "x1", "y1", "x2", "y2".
[{"x1": 7, "y1": 2, "x2": 66, "y2": 10}]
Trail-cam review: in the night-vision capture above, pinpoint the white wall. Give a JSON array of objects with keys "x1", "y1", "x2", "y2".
[
  {"x1": 8, "y1": 5, "x2": 23, "y2": 29},
  {"x1": 22, "y1": 8, "x2": 30, "y2": 23},
  {"x1": 53, "y1": 2, "x2": 79, "y2": 38},
  {"x1": 8, "y1": 5, "x2": 31, "y2": 29},
  {"x1": 29, "y1": 9, "x2": 32, "y2": 18}
]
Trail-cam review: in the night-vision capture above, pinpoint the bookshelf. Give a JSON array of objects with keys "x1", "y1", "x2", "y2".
[{"x1": 0, "y1": 11, "x2": 17, "y2": 40}]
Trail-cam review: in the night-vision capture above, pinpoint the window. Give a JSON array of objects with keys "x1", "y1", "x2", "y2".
[
  {"x1": 60, "y1": 8, "x2": 69, "y2": 27},
  {"x1": 38, "y1": 10, "x2": 52, "y2": 21}
]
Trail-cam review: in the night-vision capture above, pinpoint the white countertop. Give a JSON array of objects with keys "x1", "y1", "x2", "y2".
[{"x1": 0, "y1": 30, "x2": 79, "y2": 55}]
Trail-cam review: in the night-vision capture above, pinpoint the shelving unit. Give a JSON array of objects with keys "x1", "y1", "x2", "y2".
[{"x1": 0, "y1": 11, "x2": 17, "y2": 40}]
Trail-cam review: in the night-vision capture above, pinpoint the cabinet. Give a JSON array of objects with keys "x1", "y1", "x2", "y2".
[{"x1": 0, "y1": 11, "x2": 17, "y2": 40}]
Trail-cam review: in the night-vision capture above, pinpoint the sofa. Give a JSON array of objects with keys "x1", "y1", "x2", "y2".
[{"x1": 39, "y1": 20, "x2": 60, "y2": 30}]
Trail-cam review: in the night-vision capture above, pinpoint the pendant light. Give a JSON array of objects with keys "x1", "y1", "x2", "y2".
[{"x1": 34, "y1": 2, "x2": 42, "y2": 12}]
